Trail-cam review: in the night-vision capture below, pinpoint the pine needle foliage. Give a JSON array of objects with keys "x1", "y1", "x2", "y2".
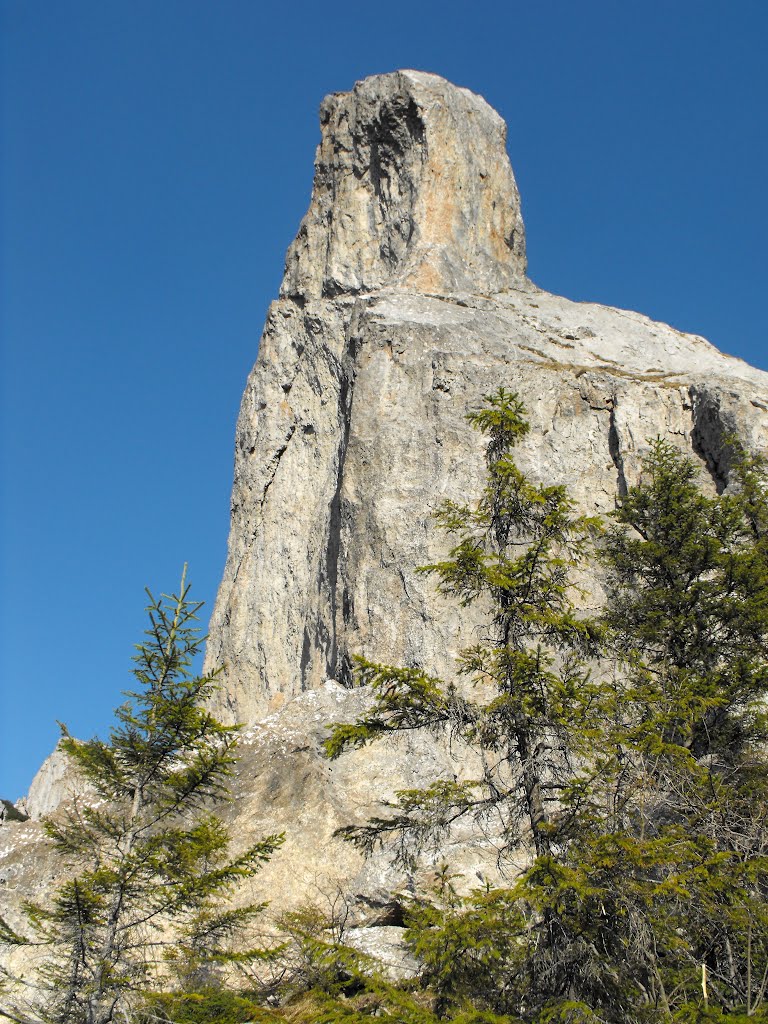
[
  {"x1": 326, "y1": 389, "x2": 604, "y2": 863},
  {"x1": 0, "y1": 570, "x2": 283, "y2": 1024},
  {"x1": 324, "y1": 406, "x2": 768, "y2": 1024},
  {"x1": 138, "y1": 988, "x2": 281, "y2": 1024},
  {"x1": 585, "y1": 440, "x2": 768, "y2": 1020}
]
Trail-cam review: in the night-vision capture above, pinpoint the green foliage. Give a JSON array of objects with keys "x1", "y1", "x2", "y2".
[
  {"x1": 324, "y1": 400, "x2": 768, "y2": 1024},
  {"x1": 271, "y1": 899, "x2": 366, "y2": 1000},
  {"x1": 140, "y1": 988, "x2": 280, "y2": 1024},
  {"x1": 402, "y1": 869, "x2": 524, "y2": 1018},
  {"x1": 603, "y1": 438, "x2": 768, "y2": 761},
  {"x1": 297, "y1": 970, "x2": 521, "y2": 1024},
  {"x1": 0, "y1": 570, "x2": 282, "y2": 1024},
  {"x1": 584, "y1": 440, "x2": 768, "y2": 1020},
  {"x1": 327, "y1": 388, "x2": 604, "y2": 864}
]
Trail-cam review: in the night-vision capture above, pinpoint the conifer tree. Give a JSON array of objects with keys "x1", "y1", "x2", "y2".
[
  {"x1": 324, "y1": 407, "x2": 768, "y2": 1024},
  {"x1": 0, "y1": 571, "x2": 282, "y2": 1024},
  {"x1": 589, "y1": 440, "x2": 768, "y2": 1019},
  {"x1": 321, "y1": 390, "x2": 619, "y2": 1021},
  {"x1": 487, "y1": 440, "x2": 768, "y2": 1021},
  {"x1": 326, "y1": 388, "x2": 604, "y2": 864}
]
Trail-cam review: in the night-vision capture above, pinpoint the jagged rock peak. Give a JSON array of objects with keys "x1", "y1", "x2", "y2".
[{"x1": 280, "y1": 70, "x2": 527, "y2": 300}]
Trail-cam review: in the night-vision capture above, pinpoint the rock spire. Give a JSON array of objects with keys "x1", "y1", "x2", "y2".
[
  {"x1": 5, "y1": 74, "x2": 768, "y2": 968},
  {"x1": 280, "y1": 70, "x2": 527, "y2": 299}
]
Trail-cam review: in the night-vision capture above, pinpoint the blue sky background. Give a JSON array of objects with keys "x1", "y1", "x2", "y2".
[{"x1": 1, "y1": 0, "x2": 766, "y2": 800}]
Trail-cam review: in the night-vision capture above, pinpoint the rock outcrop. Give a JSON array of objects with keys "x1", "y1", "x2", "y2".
[
  {"x1": 203, "y1": 69, "x2": 768, "y2": 729},
  {"x1": 3, "y1": 69, "x2": 768, "y2": 959},
  {"x1": 281, "y1": 70, "x2": 526, "y2": 300}
]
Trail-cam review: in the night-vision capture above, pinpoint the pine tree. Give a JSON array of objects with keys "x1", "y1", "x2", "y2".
[
  {"x1": 590, "y1": 440, "x2": 768, "y2": 1019},
  {"x1": 324, "y1": 410, "x2": 768, "y2": 1023},
  {"x1": 325, "y1": 388, "x2": 604, "y2": 865},
  {"x1": 0, "y1": 571, "x2": 282, "y2": 1024}
]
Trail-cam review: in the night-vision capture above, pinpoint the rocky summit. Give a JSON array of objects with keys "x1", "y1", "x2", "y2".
[
  {"x1": 204, "y1": 69, "x2": 768, "y2": 729},
  {"x1": 3, "y1": 70, "x2": 768, "y2": 954}
]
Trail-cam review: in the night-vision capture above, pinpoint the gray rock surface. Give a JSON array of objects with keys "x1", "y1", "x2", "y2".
[
  {"x1": 22, "y1": 746, "x2": 86, "y2": 821},
  {"x1": 281, "y1": 70, "x2": 526, "y2": 300},
  {"x1": 205, "y1": 70, "x2": 768, "y2": 727},
  {"x1": 3, "y1": 70, "x2": 768, "y2": 984}
]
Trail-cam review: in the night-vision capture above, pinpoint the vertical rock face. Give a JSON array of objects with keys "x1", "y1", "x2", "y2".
[
  {"x1": 280, "y1": 70, "x2": 527, "y2": 300},
  {"x1": 4, "y1": 71, "x2": 768, "y2": 977},
  {"x1": 204, "y1": 70, "x2": 768, "y2": 728}
]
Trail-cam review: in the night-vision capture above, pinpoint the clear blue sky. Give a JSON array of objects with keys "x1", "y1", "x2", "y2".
[{"x1": 1, "y1": 1, "x2": 766, "y2": 801}]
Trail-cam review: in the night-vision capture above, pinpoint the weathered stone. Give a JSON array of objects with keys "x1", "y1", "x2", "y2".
[
  {"x1": 0, "y1": 801, "x2": 28, "y2": 825},
  {"x1": 280, "y1": 70, "x2": 527, "y2": 300},
  {"x1": 206, "y1": 67, "x2": 768, "y2": 725},
  {"x1": 3, "y1": 71, "x2": 768, "y2": 989},
  {"x1": 198, "y1": 70, "x2": 768, "y2": 920},
  {"x1": 344, "y1": 925, "x2": 417, "y2": 980},
  {"x1": 23, "y1": 745, "x2": 86, "y2": 821}
]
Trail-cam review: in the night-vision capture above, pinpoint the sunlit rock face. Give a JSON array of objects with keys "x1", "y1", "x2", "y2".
[
  {"x1": 4, "y1": 71, "x2": 768, "y2": 971},
  {"x1": 204, "y1": 70, "x2": 768, "y2": 728},
  {"x1": 280, "y1": 70, "x2": 527, "y2": 300}
]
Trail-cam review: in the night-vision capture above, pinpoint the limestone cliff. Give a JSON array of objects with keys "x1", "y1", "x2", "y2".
[
  {"x1": 3, "y1": 70, "x2": 768, "y2": 956},
  {"x1": 203, "y1": 69, "x2": 768, "y2": 729},
  {"x1": 280, "y1": 70, "x2": 526, "y2": 299}
]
